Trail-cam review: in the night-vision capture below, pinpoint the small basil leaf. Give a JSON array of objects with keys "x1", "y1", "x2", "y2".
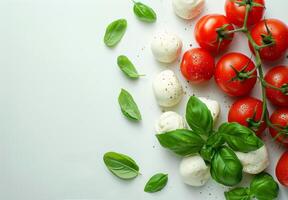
[
  {"x1": 224, "y1": 187, "x2": 251, "y2": 200},
  {"x1": 186, "y1": 96, "x2": 213, "y2": 136},
  {"x1": 200, "y1": 145, "x2": 216, "y2": 162},
  {"x1": 103, "y1": 152, "x2": 140, "y2": 179},
  {"x1": 117, "y1": 55, "x2": 143, "y2": 79},
  {"x1": 133, "y1": 2, "x2": 157, "y2": 23},
  {"x1": 250, "y1": 172, "x2": 279, "y2": 200},
  {"x1": 219, "y1": 122, "x2": 264, "y2": 153},
  {"x1": 104, "y1": 19, "x2": 127, "y2": 47},
  {"x1": 200, "y1": 133, "x2": 224, "y2": 162},
  {"x1": 211, "y1": 146, "x2": 243, "y2": 186},
  {"x1": 144, "y1": 173, "x2": 168, "y2": 193},
  {"x1": 118, "y1": 89, "x2": 142, "y2": 121},
  {"x1": 206, "y1": 132, "x2": 225, "y2": 148},
  {"x1": 156, "y1": 129, "x2": 205, "y2": 156}
]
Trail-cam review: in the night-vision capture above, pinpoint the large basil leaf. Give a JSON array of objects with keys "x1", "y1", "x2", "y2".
[
  {"x1": 144, "y1": 173, "x2": 168, "y2": 193},
  {"x1": 117, "y1": 55, "x2": 143, "y2": 79},
  {"x1": 103, "y1": 152, "x2": 140, "y2": 179},
  {"x1": 104, "y1": 19, "x2": 127, "y2": 47},
  {"x1": 118, "y1": 89, "x2": 142, "y2": 121},
  {"x1": 156, "y1": 129, "x2": 205, "y2": 156},
  {"x1": 219, "y1": 122, "x2": 264, "y2": 152},
  {"x1": 211, "y1": 146, "x2": 243, "y2": 186},
  {"x1": 133, "y1": 2, "x2": 157, "y2": 23},
  {"x1": 250, "y1": 173, "x2": 279, "y2": 200},
  {"x1": 224, "y1": 187, "x2": 251, "y2": 200},
  {"x1": 186, "y1": 96, "x2": 213, "y2": 136}
]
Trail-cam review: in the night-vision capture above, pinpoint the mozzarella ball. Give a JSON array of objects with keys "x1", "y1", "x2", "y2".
[
  {"x1": 151, "y1": 30, "x2": 182, "y2": 63},
  {"x1": 198, "y1": 97, "x2": 220, "y2": 122},
  {"x1": 153, "y1": 70, "x2": 183, "y2": 107},
  {"x1": 172, "y1": 0, "x2": 205, "y2": 20},
  {"x1": 155, "y1": 111, "x2": 186, "y2": 133},
  {"x1": 179, "y1": 155, "x2": 210, "y2": 186},
  {"x1": 235, "y1": 145, "x2": 269, "y2": 174}
]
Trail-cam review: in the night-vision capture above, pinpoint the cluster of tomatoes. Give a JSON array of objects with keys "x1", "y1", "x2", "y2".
[{"x1": 180, "y1": 0, "x2": 288, "y2": 187}]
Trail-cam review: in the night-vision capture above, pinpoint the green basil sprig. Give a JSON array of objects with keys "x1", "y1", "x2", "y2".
[
  {"x1": 133, "y1": 2, "x2": 157, "y2": 23},
  {"x1": 210, "y1": 146, "x2": 243, "y2": 186},
  {"x1": 156, "y1": 129, "x2": 205, "y2": 156},
  {"x1": 186, "y1": 96, "x2": 213, "y2": 136},
  {"x1": 104, "y1": 19, "x2": 127, "y2": 47},
  {"x1": 117, "y1": 55, "x2": 143, "y2": 79},
  {"x1": 118, "y1": 89, "x2": 142, "y2": 121},
  {"x1": 144, "y1": 173, "x2": 168, "y2": 193},
  {"x1": 219, "y1": 122, "x2": 264, "y2": 152},
  {"x1": 103, "y1": 152, "x2": 140, "y2": 180},
  {"x1": 225, "y1": 172, "x2": 279, "y2": 200}
]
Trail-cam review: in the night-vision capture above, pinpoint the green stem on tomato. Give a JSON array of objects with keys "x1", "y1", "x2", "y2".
[{"x1": 230, "y1": 4, "x2": 275, "y2": 131}]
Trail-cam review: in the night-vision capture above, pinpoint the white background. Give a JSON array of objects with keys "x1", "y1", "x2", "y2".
[{"x1": 0, "y1": 0, "x2": 288, "y2": 199}]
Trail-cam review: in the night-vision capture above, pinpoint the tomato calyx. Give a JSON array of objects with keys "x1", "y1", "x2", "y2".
[
  {"x1": 246, "y1": 108, "x2": 263, "y2": 132},
  {"x1": 280, "y1": 84, "x2": 288, "y2": 96},
  {"x1": 259, "y1": 20, "x2": 275, "y2": 47},
  {"x1": 234, "y1": 0, "x2": 265, "y2": 9},
  {"x1": 215, "y1": 24, "x2": 233, "y2": 51},
  {"x1": 229, "y1": 60, "x2": 255, "y2": 82}
]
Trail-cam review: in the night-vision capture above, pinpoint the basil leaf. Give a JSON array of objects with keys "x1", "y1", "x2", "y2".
[
  {"x1": 211, "y1": 146, "x2": 243, "y2": 186},
  {"x1": 133, "y1": 2, "x2": 157, "y2": 23},
  {"x1": 103, "y1": 152, "x2": 140, "y2": 179},
  {"x1": 200, "y1": 133, "x2": 224, "y2": 162},
  {"x1": 224, "y1": 187, "x2": 251, "y2": 200},
  {"x1": 104, "y1": 19, "x2": 127, "y2": 47},
  {"x1": 250, "y1": 173, "x2": 279, "y2": 200},
  {"x1": 219, "y1": 122, "x2": 264, "y2": 152},
  {"x1": 144, "y1": 173, "x2": 168, "y2": 193},
  {"x1": 118, "y1": 89, "x2": 142, "y2": 121},
  {"x1": 117, "y1": 55, "x2": 143, "y2": 79},
  {"x1": 200, "y1": 145, "x2": 216, "y2": 162},
  {"x1": 156, "y1": 129, "x2": 205, "y2": 156},
  {"x1": 186, "y1": 96, "x2": 213, "y2": 136}
]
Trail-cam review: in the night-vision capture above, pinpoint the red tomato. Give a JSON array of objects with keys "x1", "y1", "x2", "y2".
[
  {"x1": 225, "y1": 0, "x2": 265, "y2": 27},
  {"x1": 180, "y1": 48, "x2": 215, "y2": 83},
  {"x1": 195, "y1": 14, "x2": 234, "y2": 53},
  {"x1": 249, "y1": 19, "x2": 288, "y2": 61},
  {"x1": 228, "y1": 97, "x2": 267, "y2": 136},
  {"x1": 264, "y1": 66, "x2": 288, "y2": 107},
  {"x1": 269, "y1": 108, "x2": 288, "y2": 147},
  {"x1": 215, "y1": 52, "x2": 257, "y2": 96},
  {"x1": 276, "y1": 151, "x2": 288, "y2": 187}
]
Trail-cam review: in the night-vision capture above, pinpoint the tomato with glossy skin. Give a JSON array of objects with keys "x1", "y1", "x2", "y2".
[
  {"x1": 228, "y1": 97, "x2": 267, "y2": 136},
  {"x1": 195, "y1": 14, "x2": 234, "y2": 53},
  {"x1": 269, "y1": 108, "x2": 288, "y2": 148},
  {"x1": 215, "y1": 52, "x2": 257, "y2": 97},
  {"x1": 180, "y1": 48, "x2": 215, "y2": 84},
  {"x1": 225, "y1": 0, "x2": 265, "y2": 27},
  {"x1": 276, "y1": 151, "x2": 288, "y2": 187},
  {"x1": 249, "y1": 19, "x2": 288, "y2": 61},
  {"x1": 264, "y1": 66, "x2": 288, "y2": 107}
]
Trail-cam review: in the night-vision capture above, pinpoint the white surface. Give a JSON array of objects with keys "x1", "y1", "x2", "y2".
[{"x1": 0, "y1": 0, "x2": 287, "y2": 199}]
